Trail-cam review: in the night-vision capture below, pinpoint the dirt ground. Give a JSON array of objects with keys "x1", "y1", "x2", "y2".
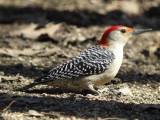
[{"x1": 0, "y1": 0, "x2": 160, "y2": 120}]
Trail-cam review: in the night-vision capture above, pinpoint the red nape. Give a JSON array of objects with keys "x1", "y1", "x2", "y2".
[{"x1": 99, "y1": 25, "x2": 125, "y2": 47}]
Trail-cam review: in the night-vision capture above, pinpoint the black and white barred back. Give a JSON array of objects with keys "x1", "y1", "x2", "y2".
[{"x1": 36, "y1": 45, "x2": 115, "y2": 83}]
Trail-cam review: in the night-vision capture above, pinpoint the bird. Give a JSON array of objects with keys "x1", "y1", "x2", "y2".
[{"x1": 16, "y1": 25, "x2": 151, "y2": 94}]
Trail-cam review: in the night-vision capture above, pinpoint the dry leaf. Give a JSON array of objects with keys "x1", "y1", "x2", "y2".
[
  {"x1": 10, "y1": 23, "x2": 60, "y2": 39},
  {"x1": 28, "y1": 110, "x2": 43, "y2": 117},
  {"x1": 0, "y1": 48, "x2": 42, "y2": 57}
]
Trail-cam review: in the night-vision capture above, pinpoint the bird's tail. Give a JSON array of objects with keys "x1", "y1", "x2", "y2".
[
  {"x1": 14, "y1": 75, "x2": 48, "y2": 91},
  {"x1": 14, "y1": 82, "x2": 39, "y2": 91}
]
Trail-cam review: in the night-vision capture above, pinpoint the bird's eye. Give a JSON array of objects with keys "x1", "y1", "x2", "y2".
[{"x1": 121, "y1": 29, "x2": 126, "y2": 33}]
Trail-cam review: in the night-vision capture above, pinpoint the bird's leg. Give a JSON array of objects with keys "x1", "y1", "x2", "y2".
[
  {"x1": 111, "y1": 78, "x2": 122, "y2": 84},
  {"x1": 87, "y1": 84, "x2": 100, "y2": 95}
]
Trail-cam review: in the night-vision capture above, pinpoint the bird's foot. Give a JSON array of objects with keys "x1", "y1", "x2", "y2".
[
  {"x1": 87, "y1": 84, "x2": 109, "y2": 96},
  {"x1": 87, "y1": 84, "x2": 100, "y2": 95}
]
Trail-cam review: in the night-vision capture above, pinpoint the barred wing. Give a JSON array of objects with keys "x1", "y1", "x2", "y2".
[{"x1": 36, "y1": 46, "x2": 115, "y2": 83}]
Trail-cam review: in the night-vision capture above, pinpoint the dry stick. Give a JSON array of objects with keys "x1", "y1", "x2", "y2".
[{"x1": 2, "y1": 100, "x2": 16, "y2": 112}]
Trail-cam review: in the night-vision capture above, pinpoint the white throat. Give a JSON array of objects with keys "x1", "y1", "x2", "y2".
[{"x1": 108, "y1": 42, "x2": 124, "y2": 56}]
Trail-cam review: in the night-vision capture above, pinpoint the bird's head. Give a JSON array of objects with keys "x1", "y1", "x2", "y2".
[{"x1": 99, "y1": 25, "x2": 152, "y2": 48}]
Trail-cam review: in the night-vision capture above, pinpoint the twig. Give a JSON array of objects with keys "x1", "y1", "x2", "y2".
[{"x1": 2, "y1": 100, "x2": 16, "y2": 112}]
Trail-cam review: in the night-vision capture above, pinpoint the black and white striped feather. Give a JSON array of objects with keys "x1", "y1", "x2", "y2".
[{"x1": 36, "y1": 45, "x2": 115, "y2": 83}]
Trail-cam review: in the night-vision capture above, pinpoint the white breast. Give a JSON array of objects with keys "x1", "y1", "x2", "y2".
[{"x1": 105, "y1": 46, "x2": 123, "y2": 78}]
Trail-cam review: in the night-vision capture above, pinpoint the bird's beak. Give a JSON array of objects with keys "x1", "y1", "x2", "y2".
[{"x1": 131, "y1": 29, "x2": 152, "y2": 35}]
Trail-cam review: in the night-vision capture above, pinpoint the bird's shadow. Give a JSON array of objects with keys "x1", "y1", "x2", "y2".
[
  {"x1": 0, "y1": 93, "x2": 160, "y2": 119},
  {"x1": 25, "y1": 87, "x2": 95, "y2": 96}
]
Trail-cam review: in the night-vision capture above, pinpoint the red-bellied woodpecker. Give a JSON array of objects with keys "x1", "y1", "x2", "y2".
[{"x1": 16, "y1": 26, "x2": 151, "y2": 94}]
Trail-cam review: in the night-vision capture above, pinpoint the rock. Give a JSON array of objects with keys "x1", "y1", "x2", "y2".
[{"x1": 119, "y1": 86, "x2": 133, "y2": 96}]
